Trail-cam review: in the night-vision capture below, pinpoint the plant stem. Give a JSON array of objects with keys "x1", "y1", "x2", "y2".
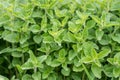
[
  {"x1": 82, "y1": 71, "x2": 85, "y2": 80},
  {"x1": 82, "y1": 63, "x2": 93, "y2": 80},
  {"x1": 22, "y1": 53, "x2": 24, "y2": 64},
  {"x1": 34, "y1": 67, "x2": 37, "y2": 73}
]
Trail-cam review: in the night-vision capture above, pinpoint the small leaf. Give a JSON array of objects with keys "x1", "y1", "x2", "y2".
[
  {"x1": 50, "y1": 43, "x2": 61, "y2": 52},
  {"x1": 68, "y1": 21, "x2": 80, "y2": 33},
  {"x1": 75, "y1": 0, "x2": 81, "y2": 4},
  {"x1": 50, "y1": 59, "x2": 61, "y2": 67},
  {"x1": 41, "y1": 15, "x2": 47, "y2": 31},
  {"x1": 20, "y1": 33, "x2": 30, "y2": 44},
  {"x1": 49, "y1": 0, "x2": 58, "y2": 9},
  {"x1": 57, "y1": 49, "x2": 67, "y2": 63},
  {"x1": 62, "y1": 63, "x2": 69, "y2": 71},
  {"x1": 91, "y1": 48, "x2": 97, "y2": 59},
  {"x1": 33, "y1": 34, "x2": 42, "y2": 44},
  {"x1": 86, "y1": 20, "x2": 96, "y2": 29},
  {"x1": 45, "y1": 56, "x2": 52, "y2": 65},
  {"x1": 16, "y1": 65, "x2": 23, "y2": 74},
  {"x1": 95, "y1": 60, "x2": 102, "y2": 67},
  {"x1": 42, "y1": 67, "x2": 53, "y2": 79},
  {"x1": 37, "y1": 55, "x2": 48, "y2": 63},
  {"x1": 42, "y1": 34, "x2": 54, "y2": 43},
  {"x1": 82, "y1": 42, "x2": 94, "y2": 56},
  {"x1": 59, "y1": 49, "x2": 67, "y2": 58},
  {"x1": 76, "y1": 10, "x2": 83, "y2": 19},
  {"x1": 37, "y1": 43, "x2": 50, "y2": 53},
  {"x1": 95, "y1": 29, "x2": 104, "y2": 40},
  {"x1": 48, "y1": 73, "x2": 57, "y2": 80},
  {"x1": 71, "y1": 73, "x2": 81, "y2": 80},
  {"x1": 99, "y1": 34, "x2": 111, "y2": 45},
  {"x1": 105, "y1": 22, "x2": 120, "y2": 27},
  {"x1": 74, "y1": 58, "x2": 81, "y2": 67},
  {"x1": 107, "y1": 58, "x2": 114, "y2": 65},
  {"x1": 22, "y1": 61, "x2": 34, "y2": 70},
  {"x1": 72, "y1": 44, "x2": 82, "y2": 53},
  {"x1": 63, "y1": 32, "x2": 76, "y2": 42},
  {"x1": 49, "y1": 29, "x2": 64, "y2": 38},
  {"x1": 22, "y1": 74, "x2": 33, "y2": 80},
  {"x1": 29, "y1": 50, "x2": 38, "y2": 65},
  {"x1": 82, "y1": 28, "x2": 88, "y2": 39},
  {"x1": 11, "y1": 52, "x2": 23, "y2": 57},
  {"x1": 31, "y1": 10, "x2": 43, "y2": 17},
  {"x1": 91, "y1": 15, "x2": 101, "y2": 25},
  {"x1": 35, "y1": 62, "x2": 44, "y2": 68},
  {"x1": 61, "y1": 16, "x2": 69, "y2": 27},
  {"x1": 82, "y1": 56, "x2": 93, "y2": 63},
  {"x1": 68, "y1": 50, "x2": 77, "y2": 61},
  {"x1": 29, "y1": 25, "x2": 40, "y2": 33},
  {"x1": 61, "y1": 68, "x2": 70, "y2": 76},
  {"x1": 73, "y1": 65, "x2": 84, "y2": 72}
]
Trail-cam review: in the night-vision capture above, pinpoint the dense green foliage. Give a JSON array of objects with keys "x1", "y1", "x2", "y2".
[{"x1": 0, "y1": 0, "x2": 120, "y2": 80}]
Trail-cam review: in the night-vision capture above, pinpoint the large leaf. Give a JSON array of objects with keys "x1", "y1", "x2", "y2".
[
  {"x1": 91, "y1": 63, "x2": 102, "y2": 79},
  {"x1": 0, "y1": 47, "x2": 15, "y2": 54},
  {"x1": 113, "y1": 68, "x2": 120, "y2": 78},
  {"x1": 111, "y1": 34, "x2": 120, "y2": 43},
  {"x1": 22, "y1": 61, "x2": 34, "y2": 70},
  {"x1": 0, "y1": 75, "x2": 9, "y2": 80},
  {"x1": 3, "y1": 32, "x2": 19, "y2": 43},
  {"x1": 111, "y1": 1, "x2": 120, "y2": 11},
  {"x1": 98, "y1": 49, "x2": 111, "y2": 59},
  {"x1": 32, "y1": 72, "x2": 41, "y2": 80},
  {"x1": 103, "y1": 65, "x2": 113, "y2": 77}
]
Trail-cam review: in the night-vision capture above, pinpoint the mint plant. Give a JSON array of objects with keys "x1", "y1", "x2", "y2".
[{"x1": 0, "y1": 0, "x2": 120, "y2": 80}]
